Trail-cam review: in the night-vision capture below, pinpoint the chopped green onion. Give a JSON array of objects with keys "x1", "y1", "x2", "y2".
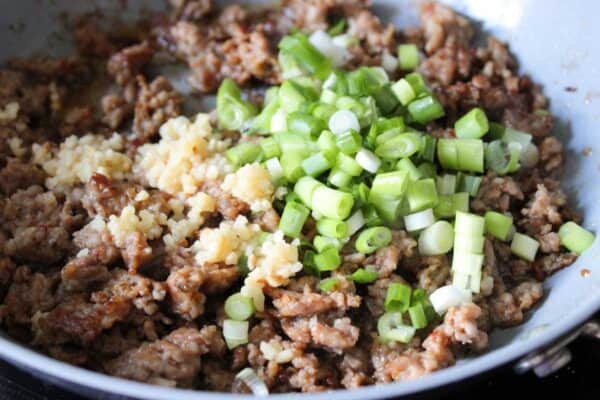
[
  {"x1": 353, "y1": 183, "x2": 370, "y2": 207},
  {"x1": 398, "y1": 43, "x2": 419, "y2": 71},
  {"x1": 316, "y1": 218, "x2": 348, "y2": 238},
  {"x1": 370, "y1": 170, "x2": 410, "y2": 198},
  {"x1": 437, "y1": 138, "x2": 484, "y2": 173},
  {"x1": 278, "y1": 33, "x2": 332, "y2": 80},
  {"x1": 275, "y1": 132, "x2": 309, "y2": 154},
  {"x1": 313, "y1": 235, "x2": 343, "y2": 253},
  {"x1": 510, "y1": 232, "x2": 539, "y2": 261},
  {"x1": 362, "y1": 204, "x2": 383, "y2": 227},
  {"x1": 407, "y1": 178, "x2": 439, "y2": 212},
  {"x1": 452, "y1": 252, "x2": 484, "y2": 275},
  {"x1": 418, "y1": 220, "x2": 454, "y2": 255},
  {"x1": 302, "y1": 152, "x2": 332, "y2": 177},
  {"x1": 558, "y1": 221, "x2": 595, "y2": 255},
  {"x1": 317, "y1": 130, "x2": 339, "y2": 160},
  {"x1": 433, "y1": 192, "x2": 469, "y2": 218},
  {"x1": 312, "y1": 102, "x2": 337, "y2": 122},
  {"x1": 373, "y1": 84, "x2": 400, "y2": 114},
  {"x1": 294, "y1": 176, "x2": 322, "y2": 206},
  {"x1": 408, "y1": 303, "x2": 428, "y2": 329},
  {"x1": 336, "y1": 129, "x2": 362, "y2": 155},
  {"x1": 455, "y1": 211, "x2": 485, "y2": 236},
  {"x1": 278, "y1": 80, "x2": 310, "y2": 113},
  {"x1": 485, "y1": 140, "x2": 521, "y2": 175},
  {"x1": 216, "y1": 78, "x2": 257, "y2": 131},
  {"x1": 377, "y1": 312, "x2": 416, "y2": 343},
  {"x1": 454, "y1": 108, "x2": 489, "y2": 139},
  {"x1": 391, "y1": 78, "x2": 416, "y2": 106},
  {"x1": 223, "y1": 319, "x2": 249, "y2": 349},
  {"x1": 319, "y1": 277, "x2": 340, "y2": 292},
  {"x1": 328, "y1": 167, "x2": 352, "y2": 188},
  {"x1": 419, "y1": 135, "x2": 437, "y2": 162},
  {"x1": 312, "y1": 185, "x2": 355, "y2": 220},
  {"x1": 336, "y1": 152, "x2": 363, "y2": 176},
  {"x1": 260, "y1": 138, "x2": 281, "y2": 159},
  {"x1": 346, "y1": 210, "x2": 365, "y2": 236},
  {"x1": 226, "y1": 142, "x2": 263, "y2": 167},
  {"x1": 405, "y1": 72, "x2": 428, "y2": 96},
  {"x1": 453, "y1": 234, "x2": 484, "y2": 254},
  {"x1": 225, "y1": 293, "x2": 255, "y2": 321},
  {"x1": 281, "y1": 152, "x2": 305, "y2": 183},
  {"x1": 278, "y1": 50, "x2": 304, "y2": 80},
  {"x1": 351, "y1": 267, "x2": 379, "y2": 284},
  {"x1": 456, "y1": 173, "x2": 482, "y2": 197},
  {"x1": 385, "y1": 283, "x2": 412, "y2": 312},
  {"x1": 429, "y1": 284, "x2": 472, "y2": 315},
  {"x1": 279, "y1": 201, "x2": 310, "y2": 238},
  {"x1": 329, "y1": 109, "x2": 360, "y2": 135},
  {"x1": 251, "y1": 90, "x2": 280, "y2": 134},
  {"x1": 314, "y1": 247, "x2": 341, "y2": 271},
  {"x1": 328, "y1": 19, "x2": 347, "y2": 36},
  {"x1": 436, "y1": 174, "x2": 457, "y2": 195},
  {"x1": 484, "y1": 211, "x2": 514, "y2": 241},
  {"x1": 355, "y1": 226, "x2": 392, "y2": 254},
  {"x1": 404, "y1": 208, "x2": 435, "y2": 232},
  {"x1": 417, "y1": 162, "x2": 437, "y2": 179},
  {"x1": 407, "y1": 95, "x2": 445, "y2": 124},
  {"x1": 287, "y1": 111, "x2": 325, "y2": 137},
  {"x1": 375, "y1": 133, "x2": 421, "y2": 159},
  {"x1": 355, "y1": 148, "x2": 382, "y2": 173},
  {"x1": 396, "y1": 158, "x2": 422, "y2": 181}
]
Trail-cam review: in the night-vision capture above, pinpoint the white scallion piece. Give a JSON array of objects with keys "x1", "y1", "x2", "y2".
[
  {"x1": 270, "y1": 108, "x2": 288, "y2": 133},
  {"x1": 329, "y1": 109, "x2": 360, "y2": 135},
  {"x1": 418, "y1": 220, "x2": 454, "y2": 255},
  {"x1": 520, "y1": 142, "x2": 539, "y2": 168},
  {"x1": 346, "y1": 209, "x2": 365, "y2": 236},
  {"x1": 429, "y1": 284, "x2": 473, "y2": 315},
  {"x1": 355, "y1": 148, "x2": 381, "y2": 173},
  {"x1": 236, "y1": 368, "x2": 269, "y2": 396},
  {"x1": 404, "y1": 208, "x2": 436, "y2": 232},
  {"x1": 265, "y1": 157, "x2": 283, "y2": 182},
  {"x1": 223, "y1": 319, "x2": 249, "y2": 350},
  {"x1": 382, "y1": 51, "x2": 399, "y2": 72},
  {"x1": 510, "y1": 232, "x2": 539, "y2": 261},
  {"x1": 309, "y1": 30, "x2": 350, "y2": 67}
]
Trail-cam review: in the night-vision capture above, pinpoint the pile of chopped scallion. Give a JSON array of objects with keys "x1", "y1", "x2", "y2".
[{"x1": 217, "y1": 29, "x2": 596, "y2": 349}]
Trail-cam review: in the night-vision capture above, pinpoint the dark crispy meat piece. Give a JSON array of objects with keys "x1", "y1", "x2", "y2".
[
  {"x1": 2, "y1": 186, "x2": 84, "y2": 265},
  {"x1": 73, "y1": 18, "x2": 116, "y2": 58},
  {"x1": 171, "y1": 0, "x2": 213, "y2": 21},
  {"x1": 133, "y1": 76, "x2": 182, "y2": 145},
  {"x1": 104, "y1": 326, "x2": 223, "y2": 387},
  {"x1": 32, "y1": 270, "x2": 166, "y2": 346},
  {"x1": 73, "y1": 221, "x2": 120, "y2": 265},
  {"x1": 267, "y1": 286, "x2": 360, "y2": 317},
  {"x1": 417, "y1": 255, "x2": 451, "y2": 292},
  {"x1": 107, "y1": 42, "x2": 154, "y2": 86},
  {"x1": 201, "y1": 180, "x2": 250, "y2": 220},
  {"x1": 281, "y1": 316, "x2": 359, "y2": 352},
  {"x1": 0, "y1": 158, "x2": 45, "y2": 195},
  {"x1": 81, "y1": 173, "x2": 172, "y2": 218},
  {"x1": 472, "y1": 172, "x2": 524, "y2": 213},
  {"x1": 2, "y1": 266, "x2": 59, "y2": 325},
  {"x1": 61, "y1": 253, "x2": 111, "y2": 292},
  {"x1": 165, "y1": 265, "x2": 207, "y2": 320},
  {"x1": 366, "y1": 231, "x2": 416, "y2": 278},
  {"x1": 420, "y1": 1, "x2": 473, "y2": 54},
  {"x1": 538, "y1": 137, "x2": 563, "y2": 173}
]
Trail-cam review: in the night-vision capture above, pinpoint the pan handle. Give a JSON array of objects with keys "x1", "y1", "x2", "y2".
[{"x1": 514, "y1": 319, "x2": 599, "y2": 377}]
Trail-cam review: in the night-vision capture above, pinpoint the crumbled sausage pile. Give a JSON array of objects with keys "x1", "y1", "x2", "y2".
[{"x1": 0, "y1": 0, "x2": 578, "y2": 393}]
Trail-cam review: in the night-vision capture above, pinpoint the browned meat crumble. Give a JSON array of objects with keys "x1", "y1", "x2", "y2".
[{"x1": 0, "y1": 0, "x2": 580, "y2": 393}]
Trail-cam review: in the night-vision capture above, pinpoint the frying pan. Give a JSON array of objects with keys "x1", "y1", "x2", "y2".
[{"x1": 0, "y1": 1, "x2": 598, "y2": 399}]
